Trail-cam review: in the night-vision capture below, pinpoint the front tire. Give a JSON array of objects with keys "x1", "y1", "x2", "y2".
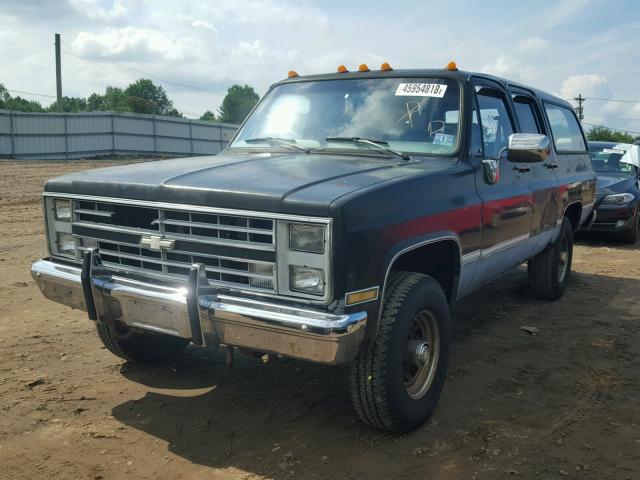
[
  {"x1": 96, "y1": 321, "x2": 189, "y2": 363},
  {"x1": 350, "y1": 272, "x2": 451, "y2": 433},
  {"x1": 528, "y1": 216, "x2": 574, "y2": 300}
]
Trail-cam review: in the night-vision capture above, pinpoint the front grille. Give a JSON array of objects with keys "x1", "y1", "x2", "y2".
[{"x1": 71, "y1": 199, "x2": 277, "y2": 292}]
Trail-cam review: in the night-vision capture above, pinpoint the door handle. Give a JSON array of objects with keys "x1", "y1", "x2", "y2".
[
  {"x1": 544, "y1": 163, "x2": 558, "y2": 169},
  {"x1": 513, "y1": 165, "x2": 530, "y2": 173}
]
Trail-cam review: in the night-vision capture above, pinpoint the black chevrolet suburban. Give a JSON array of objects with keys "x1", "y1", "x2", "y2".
[{"x1": 32, "y1": 62, "x2": 596, "y2": 433}]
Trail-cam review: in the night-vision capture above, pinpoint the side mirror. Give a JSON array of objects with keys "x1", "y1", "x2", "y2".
[{"x1": 507, "y1": 133, "x2": 550, "y2": 163}]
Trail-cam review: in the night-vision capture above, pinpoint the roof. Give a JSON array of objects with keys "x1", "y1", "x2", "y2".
[
  {"x1": 272, "y1": 68, "x2": 571, "y2": 108},
  {"x1": 588, "y1": 140, "x2": 619, "y2": 148}
]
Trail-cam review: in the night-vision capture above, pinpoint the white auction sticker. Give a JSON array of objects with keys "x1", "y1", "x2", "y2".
[{"x1": 395, "y1": 83, "x2": 448, "y2": 98}]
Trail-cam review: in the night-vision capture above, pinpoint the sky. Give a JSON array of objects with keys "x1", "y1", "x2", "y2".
[{"x1": 1, "y1": 0, "x2": 639, "y2": 133}]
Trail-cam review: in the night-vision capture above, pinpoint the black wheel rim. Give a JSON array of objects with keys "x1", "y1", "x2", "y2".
[{"x1": 403, "y1": 310, "x2": 440, "y2": 400}]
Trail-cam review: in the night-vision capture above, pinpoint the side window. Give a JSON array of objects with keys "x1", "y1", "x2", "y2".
[
  {"x1": 513, "y1": 96, "x2": 542, "y2": 134},
  {"x1": 475, "y1": 87, "x2": 514, "y2": 158},
  {"x1": 544, "y1": 103, "x2": 587, "y2": 152},
  {"x1": 470, "y1": 103, "x2": 483, "y2": 156}
]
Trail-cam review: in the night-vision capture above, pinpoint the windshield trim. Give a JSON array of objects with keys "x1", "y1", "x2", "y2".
[
  {"x1": 225, "y1": 145, "x2": 450, "y2": 160},
  {"x1": 227, "y1": 76, "x2": 465, "y2": 159}
]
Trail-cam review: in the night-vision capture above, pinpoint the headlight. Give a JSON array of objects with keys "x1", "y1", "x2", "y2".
[
  {"x1": 289, "y1": 224, "x2": 325, "y2": 253},
  {"x1": 289, "y1": 265, "x2": 325, "y2": 295},
  {"x1": 54, "y1": 199, "x2": 71, "y2": 221},
  {"x1": 56, "y1": 232, "x2": 76, "y2": 255},
  {"x1": 601, "y1": 193, "x2": 635, "y2": 205}
]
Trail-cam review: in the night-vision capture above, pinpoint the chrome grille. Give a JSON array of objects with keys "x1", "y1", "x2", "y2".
[{"x1": 71, "y1": 199, "x2": 277, "y2": 292}]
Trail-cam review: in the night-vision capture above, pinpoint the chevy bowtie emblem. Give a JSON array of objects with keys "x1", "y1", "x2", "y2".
[{"x1": 139, "y1": 235, "x2": 175, "y2": 251}]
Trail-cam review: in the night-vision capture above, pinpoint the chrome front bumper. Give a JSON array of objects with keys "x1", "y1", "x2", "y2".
[{"x1": 30, "y1": 253, "x2": 366, "y2": 365}]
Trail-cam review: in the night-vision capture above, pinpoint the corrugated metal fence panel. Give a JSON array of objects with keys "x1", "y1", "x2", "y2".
[
  {"x1": 0, "y1": 110, "x2": 238, "y2": 159},
  {"x1": 68, "y1": 115, "x2": 111, "y2": 133},
  {"x1": 14, "y1": 135, "x2": 66, "y2": 155},
  {"x1": 0, "y1": 114, "x2": 10, "y2": 134},
  {"x1": 14, "y1": 114, "x2": 65, "y2": 134}
]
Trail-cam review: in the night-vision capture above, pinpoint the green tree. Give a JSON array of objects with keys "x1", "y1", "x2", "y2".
[
  {"x1": 586, "y1": 125, "x2": 639, "y2": 143},
  {"x1": 47, "y1": 96, "x2": 87, "y2": 113},
  {"x1": 200, "y1": 110, "x2": 217, "y2": 121},
  {"x1": 86, "y1": 86, "x2": 130, "y2": 112},
  {"x1": 0, "y1": 84, "x2": 10, "y2": 109},
  {"x1": 0, "y1": 83, "x2": 45, "y2": 112},
  {"x1": 124, "y1": 79, "x2": 181, "y2": 116},
  {"x1": 217, "y1": 84, "x2": 259, "y2": 124}
]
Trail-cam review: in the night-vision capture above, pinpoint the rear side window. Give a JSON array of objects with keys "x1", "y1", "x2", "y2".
[
  {"x1": 475, "y1": 87, "x2": 514, "y2": 158},
  {"x1": 513, "y1": 97, "x2": 542, "y2": 134},
  {"x1": 544, "y1": 104, "x2": 587, "y2": 152}
]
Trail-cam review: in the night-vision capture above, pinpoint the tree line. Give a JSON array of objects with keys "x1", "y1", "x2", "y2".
[
  {"x1": 585, "y1": 125, "x2": 640, "y2": 144},
  {"x1": 0, "y1": 80, "x2": 260, "y2": 124}
]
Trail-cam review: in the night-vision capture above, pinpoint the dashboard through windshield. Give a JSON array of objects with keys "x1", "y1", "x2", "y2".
[
  {"x1": 230, "y1": 77, "x2": 461, "y2": 156},
  {"x1": 590, "y1": 146, "x2": 637, "y2": 176}
]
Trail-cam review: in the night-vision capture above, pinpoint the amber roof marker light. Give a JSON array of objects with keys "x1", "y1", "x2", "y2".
[
  {"x1": 287, "y1": 70, "x2": 299, "y2": 78},
  {"x1": 445, "y1": 61, "x2": 458, "y2": 71},
  {"x1": 337, "y1": 65, "x2": 349, "y2": 73},
  {"x1": 380, "y1": 62, "x2": 393, "y2": 71},
  {"x1": 358, "y1": 63, "x2": 370, "y2": 72}
]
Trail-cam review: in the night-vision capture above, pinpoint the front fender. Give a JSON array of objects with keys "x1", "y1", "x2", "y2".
[{"x1": 344, "y1": 231, "x2": 462, "y2": 341}]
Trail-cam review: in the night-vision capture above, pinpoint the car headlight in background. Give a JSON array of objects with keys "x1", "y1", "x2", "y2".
[
  {"x1": 54, "y1": 198, "x2": 71, "y2": 221},
  {"x1": 601, "y1": 193, "x2": 635, "y2": 205},
  {"x1": 56, "y1": 232, "x2": 76, "y2": 255},
  {"x1": 289, "y1": 265, "x2": 325, "y2": 295},
  {"x1": 289, "y1": 224, "x2": 325, "y2": 253}
]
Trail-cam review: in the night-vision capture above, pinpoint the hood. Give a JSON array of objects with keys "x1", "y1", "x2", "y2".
[
  {"x1": 45, "y1": 151, "x2": 435, "y2": 216},
  {"x1": 595, "y1": 172, "x2": 639, "y2": 200}
]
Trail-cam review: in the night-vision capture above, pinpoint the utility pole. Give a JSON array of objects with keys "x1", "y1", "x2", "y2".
[
  {"x1": 574, "y1": 94, "x2": 585, "y2": 122},
  {"x1": 55, "y1": 33, "x2": 62, "y2": 112}
]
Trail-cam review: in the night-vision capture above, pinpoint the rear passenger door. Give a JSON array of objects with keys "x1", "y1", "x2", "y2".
[
  {"x1": 471, "y1": 79, "x2": 533, "y2": 285},
  {"x1": 542, "y1": 102, "x2": 595, "y2": 227},
  {"x1": 509, "y1": 89, "x2": 561, "y2": 246}
]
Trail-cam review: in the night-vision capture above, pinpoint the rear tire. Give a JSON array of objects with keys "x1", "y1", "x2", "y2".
[
  {"x1": 528, "y1": 216, "x2": 573, "y2": 300},
  {"x1": 350, "y1": 272, "x2": 451, "y2": 433},
  {"x1": 96, "y1": 321, "x2": 189, "y2": 363},
  {"x1": 619, "y1": 210, "x2": 639, "y2": 244}
]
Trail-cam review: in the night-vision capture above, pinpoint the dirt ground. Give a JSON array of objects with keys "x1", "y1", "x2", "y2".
[{"x1": 1, "y1": 159, "x2": 639, "y2": 480}]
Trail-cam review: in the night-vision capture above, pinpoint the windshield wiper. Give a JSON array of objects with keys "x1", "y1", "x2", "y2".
[
  {"x1": 244, "y1": 137, "x2": 310, "y2": 153},
  {"x1": 325, "y1": 136, "x2": 410, "y2": 160}
]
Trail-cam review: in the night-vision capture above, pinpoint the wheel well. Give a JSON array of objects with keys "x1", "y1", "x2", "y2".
[
  {"x1": 388, "y1": 240, "x2": 460, "y2": 301},
  {"x1": 564, "y1": 203, "x2": 582, "y2": 232}
]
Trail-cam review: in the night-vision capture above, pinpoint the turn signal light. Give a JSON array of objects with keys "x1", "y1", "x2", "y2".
[
  {"x1": 337, "y1": 65, "x2": 349, "y2": 73},
  {"x1": 445, "y1": 61, "x2": 458, "y2": 71},
  {"x1": 380, "y1": 62, "x2": 393, "y2": 71},
  {"x1": 358, "y1": 63, "x2": 370, "y2": 72},
  {"x1": 288, "y1": 70, "x2": 299, "y2": 78},
  {"x1": 345, "y1": 287, "x2": 379, "y2": 306}
]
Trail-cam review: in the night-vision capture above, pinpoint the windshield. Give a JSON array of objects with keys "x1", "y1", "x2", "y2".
[
  {"x1": 230, "y1": 77, "x2": 461, "y2": 156},
  {"x1": 589, "y1": 145, "x2": 636, "y2": 176}
]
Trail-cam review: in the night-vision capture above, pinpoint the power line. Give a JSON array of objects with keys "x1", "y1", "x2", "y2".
[
  {"x1": 5, "y1": 88, "x2": 57, "y2": 99},
  {"x1": 584, "y1": 114, "x2": 640, "y2": 122},
  {"x1": 61, "y1": 49, "x2": 226, "y2": 95},
  {"x1": 581, "y1": 96, "x2": 640, "y2": 104}
]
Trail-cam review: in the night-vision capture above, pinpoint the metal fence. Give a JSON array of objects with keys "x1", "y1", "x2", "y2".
[{"x1": 0, "y1": 109, "x2": 238, "y2": 160}]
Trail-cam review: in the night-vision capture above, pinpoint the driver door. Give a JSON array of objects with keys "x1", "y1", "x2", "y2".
[{"x1": 471, "y1": 79, "x2": 533, "y2": 285}]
